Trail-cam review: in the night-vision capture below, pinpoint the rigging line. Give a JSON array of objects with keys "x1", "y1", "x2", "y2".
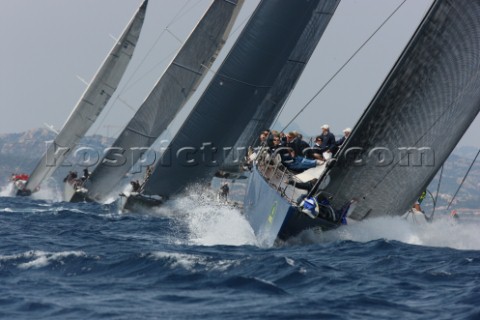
[
  {"x1": 280, "y1": 0, "x2": 408, "y2": 132},
  {"x1": 166, "y1": 0, "x2": 206, "y2": 29},
  {"x1": 90, "y1": 34, "x2": 170, "y2": 137},
  {"x1": 326, "y1": 0, "x2": 480, "y2": 202},
  {"x1": 120, "y1": 12, "x2": 251, "y2": 97},
  {"x1": 271, "y1": 86, "x2": 295, "y2": 132},
  {"x1": 166, "y1": 0, "x2": 194, "y2": 29},
  {"x1": 115, "y1": 0, "x2": 250, "y2": 96},
  {"x1": 165, "y1": 28, "x2": 184, "y2": 44},
  {"x1": 89, "y1": 1, "x2": 194, "y2": 138},
  {"x1": 116, "y1": 47, "x2": 179, "y2": 96},
  {"x1": 120, "y1": 0, "x2": 197, "y2": 92},
  {"x1": 422, "y1": 189, "x2": 436, "y2": 222},
  {"x1": 429, "y1": 164, "x2": 444, "y2": 221},
  {"x1": 446, "y1": 148, "x2": 480, "y2": 211},
  {"x1": 92, "y1": 0, "x2": 249, "y2": 141}
]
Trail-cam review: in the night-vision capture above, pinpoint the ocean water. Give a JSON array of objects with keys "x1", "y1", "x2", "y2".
[{"x1": 1, "y1": 187, "x2": 480, "y2": 319}]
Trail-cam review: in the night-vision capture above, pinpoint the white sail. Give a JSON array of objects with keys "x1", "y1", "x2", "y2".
[
  {"x1": 25, "y1": 0, "x2": 148, "y2": 192},
  {"x1": 83, "y1": 0, "x2": 244, "y2": 202}
]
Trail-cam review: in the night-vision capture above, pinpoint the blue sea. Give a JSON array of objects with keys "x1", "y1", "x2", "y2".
[{"x1": 1, "y1": 187, "x2": 480, "y2": 319}]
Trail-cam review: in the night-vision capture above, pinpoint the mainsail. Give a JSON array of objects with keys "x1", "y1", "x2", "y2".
[
  {"x1": 227, "y1": 0, "x2": 340, "y2": 163},
  {"x1": 143, "y1": 0, "x2": 330, "y2": 198},
  {"x1": 84, "y1": 0, "x2": 244, "y2": 202},
  {"x1": 25, "y1": 0, "x2": 148, "y2": 193},
  {"x1": 315, "y1": 0, "x2": 480, "y2": 220}
]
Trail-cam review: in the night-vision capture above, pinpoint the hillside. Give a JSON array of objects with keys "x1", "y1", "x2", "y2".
[
  {"x1": 0, "y1": 128, "x2": 114, "y2": 186},
  {"x1": 0, "y1": 128, "x2": 478, "y2": 214}
]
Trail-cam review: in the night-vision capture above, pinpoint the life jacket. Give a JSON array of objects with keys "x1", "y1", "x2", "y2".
[{"x1": 300, "y1": 197, "x2": 320, "y2": 219}]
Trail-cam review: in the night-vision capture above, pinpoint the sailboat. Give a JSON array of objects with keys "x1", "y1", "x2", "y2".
[
  {"x1": 66, "y1": 0, "x2": 245, "y2": 203},
  {"x1": 242, "y1": 0, "x2": 480, "y2": 246},
  {"x1": 13, "y1": 0, "x2": 148, "y2": 197},
  {"x1": 123, "y1": 0, "x2": 341, "y2": 211}
]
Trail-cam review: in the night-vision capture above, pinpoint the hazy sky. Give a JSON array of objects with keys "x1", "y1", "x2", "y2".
[{"x1": 0, "y1": 0, "x2": 478, "y2": 147}]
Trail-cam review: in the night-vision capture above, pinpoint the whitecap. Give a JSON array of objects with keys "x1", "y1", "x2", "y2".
[
  {"x1": 0, "y1": 183, "x2": 15, "y2": 197},
  {"x1": 320, "y1": 215, "x2": 480, "y2": 251},
  {"x1": 148, "y1": 251, "x2": 238, "y2": 272},
  {"x1": 0, "y1": 250, "x2": 87, "y2": 269}
]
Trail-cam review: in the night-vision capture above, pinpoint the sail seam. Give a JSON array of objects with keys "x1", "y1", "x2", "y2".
[
  {"x1": 172, "y1": 62, "x2": 203, "y2": 76},
  {"x1": 287, "y1": 59, "x2": 306, "y2": 65},
  {"x1": 223, "y1": 0, "x2": 237, "y2": 6},
  {"x1": 218, "y1": 74, "x2": 272, "y2": 88},
  {"x1": 125, "y1": 127, "x2": 157, "y2": 139}
]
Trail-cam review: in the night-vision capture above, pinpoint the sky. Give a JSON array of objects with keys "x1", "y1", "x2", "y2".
[{"x1": 0, "y1": 0, "x2": 478, "y2": 147}]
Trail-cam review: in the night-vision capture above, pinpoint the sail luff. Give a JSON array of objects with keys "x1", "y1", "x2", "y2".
[
  {"x1": 316, "y1": 0, "x2": 480, "y2": 220},
  {"x1": 142, "y1": 0, "x2": 331, "y2": 198},
  {"x1": 83, "y1": 0, "x2": 245, "y2": 202},
  {"x1": 25, "y1": 0, "x2": 148, "y2": 192}
]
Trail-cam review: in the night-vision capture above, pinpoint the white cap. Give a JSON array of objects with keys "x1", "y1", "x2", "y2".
[
  {"x1": 321, "y1": 124, "x2": 329, "y2": 130},
  {"x1": 343, "y1": 128, "x2": 352, "y2": 133}
]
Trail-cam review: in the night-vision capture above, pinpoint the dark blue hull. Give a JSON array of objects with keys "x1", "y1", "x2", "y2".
[
  {"x1": 16, "y1": 189, "x2": 32, "y2": 197},
  {"x1": 69, "y1": 191, "x2": 91, "y2": 203},
  {"x1": 121, "y1": 193, "x2": 163, "y2": 212},
  {"x1": 243, "y1": 166, "x2": 340, "y2": 246}
]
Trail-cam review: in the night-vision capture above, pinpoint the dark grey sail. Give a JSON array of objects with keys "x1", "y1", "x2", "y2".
[
  {"x1": 228, "y1": 0, "x2": 340, "y2": 163},
  {"x1": 315, "y1": 0, "x2": 480, "y2": 221},
  {"x1": 143, "y1": 0, "x2": 329, "y2": 198},
  {"x1": 83, "y1": 0, "x2": 244, "y2": 202}
]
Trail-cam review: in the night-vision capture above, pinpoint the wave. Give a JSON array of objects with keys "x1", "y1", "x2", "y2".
[
  {"x1": 147, "y1": 251, "x2": 238, "y2": 272},
  {"x1": 0, "y1": 182, "x2": 14, "y2": 197},
  {"x1": 0, "y1": 250, "x2": 87, "y2": 269},
  {"x1": 149, "y1": 187, "x2": 257, "y2": 247},
  {"x1": 317, "y1": 215, "x2": 480, "y2": 251},
  {"x1": 0, "y1": 179, "x2": 63, "y2": 202}
]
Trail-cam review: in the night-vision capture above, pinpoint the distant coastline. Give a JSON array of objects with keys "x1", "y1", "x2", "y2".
[{"x1": 0, "y1": 128, "x2": 478, "y2": 214}]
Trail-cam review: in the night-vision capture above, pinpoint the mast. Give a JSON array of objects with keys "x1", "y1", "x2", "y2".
[
  {"x1": 84, "y1": 0, "x2": 245, "y2": 202},
  {"x1": 314, "y1": 0, "x2": 480, "y2": 220},
  {"x1": 24, "y1": 0, "x2": 148, "y2": 193},
  {"x1": 142, "y1": 0, "x2": 335, "y2": 198}
]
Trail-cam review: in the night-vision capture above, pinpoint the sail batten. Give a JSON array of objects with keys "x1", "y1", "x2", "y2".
[
  {"x1": 24, "y1": 0, "x2": 148, "y2": 193},
  {"x1": 142, "y1": 0, "x2": 340, "y2": 198},
  {"x1": 83, "y1": 0, "x2": 245, "y2": 201}
]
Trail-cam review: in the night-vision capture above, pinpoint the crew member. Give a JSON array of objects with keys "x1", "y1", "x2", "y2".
[{"x1": 220, "y1": 182, "x2": 229, "y2": 201}]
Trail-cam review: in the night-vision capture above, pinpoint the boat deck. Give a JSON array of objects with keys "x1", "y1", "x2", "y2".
[{"x1": 255, "y1": 149, "x2": 326, "y2": 204}]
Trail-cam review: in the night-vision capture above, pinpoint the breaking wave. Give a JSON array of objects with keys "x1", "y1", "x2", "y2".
[
  {"x1": 0, "y1": 179, "x2": 62, "y2": 202},
  {"x1": 0, "y1": 250, "x2": 87, "y2": 269},
  {"x1": 150, "y1": 187, "x2": 257, "y2": 247},
  {"x1": 0, "y1": 182, "x2": 14, "y2": 197},
  {"x1": 1, "y1": 193, "x2": 480, "y2": 319},
  {"x1": 300, "y1": 214, "x2": 480, "y2": 251}
]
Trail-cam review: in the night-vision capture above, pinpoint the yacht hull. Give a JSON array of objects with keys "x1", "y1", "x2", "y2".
[{"x1": 243, "y1": 166, "x2": 340, "y2": 247}]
